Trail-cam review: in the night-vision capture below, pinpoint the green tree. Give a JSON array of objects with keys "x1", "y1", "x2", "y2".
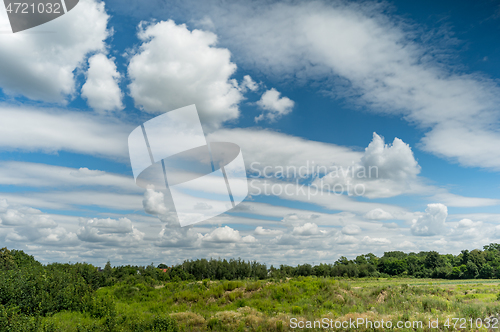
[
  {"x1": 424, "y1": 251, "x2": 444, "y2": 269},
  {"x1": 479, "y1": 263, "x2": 494, "y2": 279},
  {"x1": 355, "y1": 255, "x2": 367, "y2": 265},
  {"x1": 468, "y1": 249, "x2": 486, "y2": 268},
  {"x1": 460, "y1": 250, "x2": 470, "y2": 266},
  {"x1": 465, "y1": 261, "x2": 479, "y2": 279}
]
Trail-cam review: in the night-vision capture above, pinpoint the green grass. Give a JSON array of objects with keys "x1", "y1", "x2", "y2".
[{"x1": 35, "y1": 277, "x2": 500, "y2": 331}]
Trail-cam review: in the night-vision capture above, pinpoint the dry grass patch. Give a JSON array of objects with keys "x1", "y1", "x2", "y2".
[
  {"x1": 376, "y1": 291, "x2": 387, "y2": 303},
  {"x1": 214, "y1": 310, "x2": 241, "y2": 324},
  {"x1": 170, "y1": 312, "x2": 205, "y2": 327}
]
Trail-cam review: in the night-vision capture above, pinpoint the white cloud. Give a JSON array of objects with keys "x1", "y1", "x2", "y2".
[
  {"x1": 365, "y1": 208, "x2": 393, "y2": 220},
  {"x1": 80, "y1": 217, "x2": 134, "y2": 234},
  {"x1": 332, "y1": 233, "x2": 359, "y2": 245},
  {"x1": 202, "y1": 226, "x2": 244, "y2": 243},
  {"x1": 309, "y1": 132, "x2": 421, "y2": 199},
  {"x1": 430, "y1": 192, "x2": 500, "y2": 208},
  {"x1": 456, "y1": 218, "x2": 483, "y2": 229},
  {"x1": 242, "y1": 235, "x2": 257, "y2": 243},
  {"x1": 157, "y1": 226, "x2": 201, "y2": 248},
  {"x1": 0, "y1": 105, "x2": 132, "y2": 159},
  {"x1": 1, "y1": 208, "x2": 56, "y2": 228},
  {"x1": 272, "y1": 234, "x2": 298, "y2": 246},
  {"x1": 143, "y1": 187, "x2": 169, "y2": 215},
  {"x1": 7, "y1": 226, "x2": 78, "y2": 246},
  {"x1": 411, "y1": 203, "x2": 448, "y2": 236},
  {"x1": 0, "y1": 199, "x2": 56, "y2": 228},
  {"x1": 82, "y1": 53, "x2": 124, "y2": 113},
  {"x1": 396, "y1": 241, "x2": 417, "y2": 250},
  {"x1": 0, "y1": 162, "x2": 137, "y2": 192},
  {"x1": 70, "y1": 167, "x2": 106, "y2": 178},
  {"x1": 360, "y1": 133, "x2": 420, "y2": 182},
  {"x1": 0, "y1": 200, "x2": 77, "y2": 247},
  {"x1": 128, "y1": 20, "x2": 243, "y2": 129},
  {"x1": 241, "y1": 75, "x2": 259, "y2": 92},
  {"x1": 0, "y1": 0, "x2": 110, "y2": 102},
  {"x1": 362, "y1": 236, "x2": 391, "y2": 245},
  {"x1": 254, "y1": 226, "x2": 283, "y2": 236},
  {"x1": 292, "y1": 222, "x2": 324, "y2": 236},
  {"x1": 255, "y1": 88, "x2": 294, "y2": 122},
  {"x1": 3, "y1": 191, "x2": 143, "y2": 211},
  {"x1": 77, "y1": 217, "x2": 144, "y2": 245},
  {"x1": 341, "y1": 224, "x2": 361, "y2": 235}
]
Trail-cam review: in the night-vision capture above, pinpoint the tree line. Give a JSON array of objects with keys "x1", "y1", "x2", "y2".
[{"x1": 172, "y1": 243, "x2": 500, "y2": 281}]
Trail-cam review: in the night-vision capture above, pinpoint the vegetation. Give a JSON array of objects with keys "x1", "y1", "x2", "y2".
[{"x1": 3, "y1": 245, "x2": 500, "y2": 331}]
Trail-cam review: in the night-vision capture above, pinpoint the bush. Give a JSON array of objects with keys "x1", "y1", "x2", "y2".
[
  {"x1": 245, "y1": 281, "x2": 261, "y2": 292},
  {"x1": 150, "y1": 316, "x2": 179, "y2": 332}
]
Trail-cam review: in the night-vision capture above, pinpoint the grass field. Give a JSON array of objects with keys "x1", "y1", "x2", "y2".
[{"x1": 37, "y1": 277, "x2": 500, "y2": 331}]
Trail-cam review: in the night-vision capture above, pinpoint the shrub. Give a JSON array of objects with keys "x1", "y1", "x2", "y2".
[
  {"x1": 150, "y1": 316, "x2": 179, "y2": 332},
  {"x1": 245, "y1": 281, "x2": 261, "y2": 292}
]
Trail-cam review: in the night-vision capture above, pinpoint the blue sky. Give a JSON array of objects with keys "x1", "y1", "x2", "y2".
[{"x1": 0, "y1": 0, "x2": 500, "y2": 266}]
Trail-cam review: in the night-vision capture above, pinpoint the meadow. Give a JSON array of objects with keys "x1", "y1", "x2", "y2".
[
  {"x1": 22, "y1": 277, "x2": 500, "y2": 331},
  {"x1": 4, "y1": 246, "x2": 500, "y2": 331}
]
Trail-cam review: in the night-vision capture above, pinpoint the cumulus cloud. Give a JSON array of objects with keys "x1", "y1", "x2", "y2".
[
  {"x1": 242, "y1": 235, "x2": 257, "y2": 243},
  {"x1": 77, "y1": 217, "x2": 144, "y2": 245},
  {"x1": 292, "y1": 222, "x2": 324, "y2": 236},
  {"x1": 142, "y1": 187, "x2": 179, "y2": 225},
  {"x1": 341, "y1": 224, "x2": 361, "y2": 235},
  {"x1": 70, "y1": 167, "x2": 106, "y2": 178},
  {"x1": 254, "y1": 226, "x2": 283, "y2": 236},
  {"x1": 0, "y1": 199, "x2": 56, "y2": 228},
  {"x1": 255, "y1": 88, "x2": 294, "y2": 122},
  {"x1": 360, "y1": 133, "x2": 420, "y2": 182},
  {"x1": 0, "y1": 200, "x2": 77, "y2": 247},
  {"x1": 0, "y1": 0, "x2": 110, "y2": 102},
  {"x1": 456, "y1": 218, "x2": 483, "y2": 229},
  {"x1": 365, "y1": 208, "x2": 394, "y2": 220},
  {"x1": 7, "y1": 226, "x2": 78, "y2": 246},
  {"x1": 241, "y1": 75, "x2": 259, "y2": 92},
  {"x1": 411, "y1": 203, "x2": 448, "y2": 236},
  {"x1": 157, "y1": 226, "x2": 201, "y2": 248},
  {"x1": 313, "y1": 132, "x2": 421, "y2": 198},
  {"x1": 143, "y1": 187, "x2": 169, "y2": 215},
  {"x1": 82, "y1": 53, "x2": 124, "y2": 113},
  {"x1": 128, "y1": 20, "x2": 243, "y2": 129},
  {"x1": 202, "y1": 226, "x2": 243, "y2": 243}
]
